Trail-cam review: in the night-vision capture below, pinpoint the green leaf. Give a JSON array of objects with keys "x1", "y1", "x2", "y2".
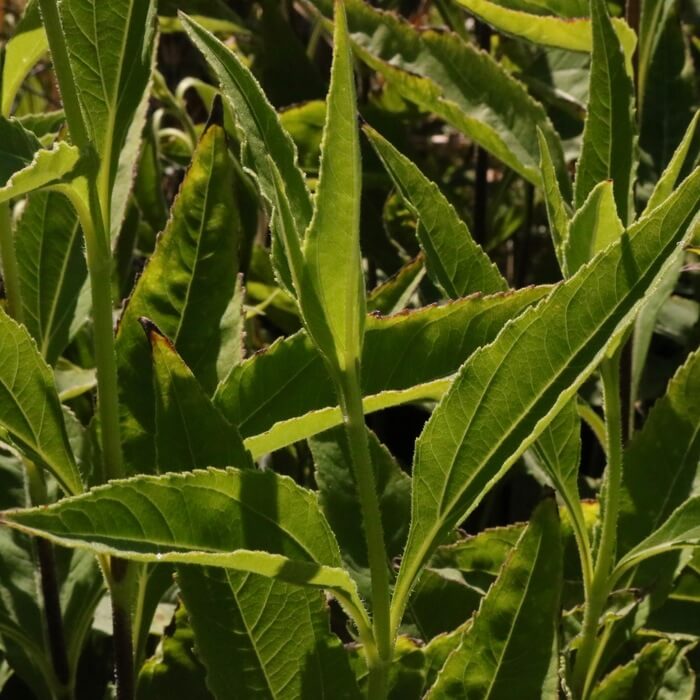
[
  {"x1": 618, "y1": 349, "x2": 700, "y2": 557},
  {"x1": 116, "y1": 123, "x2": 245, "y2": 475},
  {"x1": 309, "y1": 427, "x2": 410, "y2": 599},
  {"x1": 425, "y1": 500, "x2": 562, "y2": 699},
  {"x1": 215, "y1": 287, "x2": 549, "y2": 449},
  {"x1": 144, "y1": 320, "x2": 252, "y2": 473},
  {"x1": 0, "y1": 452, "x2": 102, "y2": 699},
  {"x1": 614, "y1": 495, "x2": 700, "y2": 578},
  {"x1": 365, "y1": 126, "x2": 507, "y2": 298},
  {"x1": 565, "y1": 180, "x2": 625, "y2": 275},
  {"x1": 367, "y1": 255, "x2": 425, "y2": 315},
  {"x1": 53, "y1": 0, "x2": 157, "y2": 195},
  {"x1": 300, "y1": 0, "x2": 365, "y2": 372},
  {"x1": 306, "y1": 0, "x2": 568, "y2": 190},
  {"x1": 531, "y1": 400, "x2": 583, "y2": 524},
  {"x1": 0, "y1": 118, "x2": 80, "y2": 204},
  {"x1": 590, "y1": 639, "x2": 695, "y2": 700},
  {"x1": 1, "y1": 0, "x2": 48, "y2": 117},
  {"x1": 644, "y1": 111, "x2": 700, "y2": 216},
  {"x1": 15, "y1": 191, "x2": 87, "y2": 364},
  {"x1": 573, "y1": 0, "x2": 637, "y2": 225},
  {"x1": 0, "y1": 310, "x2": 82, "y2": 495},
  {"x1": 178, "y1": 568, "x2": 361, "y2": 700},
  {"x1": 392, "y1": 166, "x2": 700, "y2": 618},
  {"x1": 181, "y1": 14, "x2": 311, "y2": 294},
  {"x1": 538, "y1": 128, "x2": 571, "y2": 270},
  {"x1": 1, "y1": 468, "x2": 367, "y2": 621},
  {"x1": 638, "y1": 0, "x2": 696, "y2": 189},
  {"x1": 455, "y1": 0, "x2": 636, "y2": 67},
  {"x1": 137, "y1": 604, "x2": 213, "y2": 700}
]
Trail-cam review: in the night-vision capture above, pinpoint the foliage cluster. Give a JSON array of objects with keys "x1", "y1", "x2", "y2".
[{"x1": 0, "y1": 0, "x2": 698, "y2": 698}]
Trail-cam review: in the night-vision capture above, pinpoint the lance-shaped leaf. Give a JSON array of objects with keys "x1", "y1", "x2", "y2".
[
  {"x1": 136, "y1": 604, "x2": 212, "y2": 700},
  {"x1": 367, "y1": 255, "x2": 425, "y2": 315},
  {"x1": 614, "y1": 497, "x2": 700, "y2": 580},
  {"x1": 116, "y1": 123, "x2": 244, "y2": 475},
  {"x1": 392, "y1": 167, "x2": 700, "y2": 618},
  {"x1": 0, "y1": 118, "x2": 79, "y2": 204},
  {"x1": 565, "y1": 180, "x2": 624, "y2": 275},
  {"x1": 143, "y1": 320, "x2": 252, "y2": 473},
  {"x1": 644, "y1": 111, "x2": 700, "y2": 216},
  {"x1": 310, "y1": 428, "x2": 410, "y2": 599},
  {"x1": 425, "y1": 500, "x2": 562, "y2": 699},
  {"x1": 618, "y1": 350, "x2": 700, "y2": 557},
  {"x1": 181, "y1": 14, "x2": 311, "y2": 294},
  {"x1": 0, "y1": 453, "x2": 102, "y2": 699},
  {"x1": 215, "y1": 287, "x2": 549, "y2": 445},
  {"x1": 574, "y1": 0, "x2": 637, "y2": 224},
  {"x1": 306, "y1": 0, "x2": 568, "y2": 191},
  {"x1": 365, "y1": 126, "x2": 507, "y2": 298},
  {"x1": 455, "y1": 0, "x2": 636, "y2": 69},
  {"x1": 531, "y1": 400, "x2": 583, "y2": 526},
  {"x1": 301, "y1": 0, "x2": 365, "y2": 372},
  {"x1": 1, "y1": 468, "x2": 368, "y2": 624},
  {"x1": 178, "y1": 568, "x2": 361, "y2": 700},
  {"x1": 51, "y1": 0, "x2": 157, "y2": 194},
  {"x1": 1, "y1": 0, "x2": 47, "y2": 117},
  {"x1": 590, "y1": 638, "x2": 694, "y2": 700},
  {"x1": 15, "y1": 191, "x2": 87, "y2": 365},
  {"x1": 0, "y1": 310, "x2": 82, "y2": 495},
  {"x1": 538, "y1": 128, "x2": 571, "y2": 271}
]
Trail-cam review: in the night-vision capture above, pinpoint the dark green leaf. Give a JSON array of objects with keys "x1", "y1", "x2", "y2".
[
  {"x1": 116, "y1": 123, "x2": 244, "y2": 475},
  {"x1": 573, "y1": 0, "x2": 636, "y2": 224},
  {"x1": 365, "y1": 126, "x2": 507, "y2": 297},
  {"x1": 425, "y1": 500, "x2": 562, "y2": 699}
]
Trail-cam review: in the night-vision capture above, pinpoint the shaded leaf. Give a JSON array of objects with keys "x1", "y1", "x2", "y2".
[
  {"x1": 425, "y1": 500, "x2": 562, "y2": 699},
  {"x1": 307, "y1": 0, "x2": 568, "y2": 190},
  {"x1": 455, "y1": 0, "x2": 636, "y2": 65},
  {"x1": 309, "y1": 427, "x2": 410, "y2": 599},
  {"x1": 0, "y1": 310, "x2": 82, "y2": 495},
  {"x1": 1, "y1": 0, "x2": 47, "y2": 117},
  {"x1": 136, "y1": 604, "x2": 213, "y2": 700},
  {"x1": 181, "y1": 14, "x2": 311, "y2": 294},
  {"x1": 573, "y1": 0, "x2": 637, "y2": 224},
  {"x1": 565, "y1": 180, "x2": 625, "y2": 275},
  {"x1": 393, "y1": 166, "x2": 700, "y2": 615},
  {"x1": 615, "y1": 496, "x2": 700, "y2": 576},
  {"x1": 1, "y1": 468, "x2": 367, "y2": 621},
  {"x1": 591, "y1": 639, "x2": 695, "y2": 700},
  {"x1": 216, "y1": 287, "x2": 549, "y2": 453},
  {"x1": 365, "y1": 126, "x2": 507, "y2": 297},
  {"x1": 178, "y1": 568, "x2": 361, "y2": 700},
  {"x1": 618, "y1": 349, "x2": 700, "y2": 556},
  {"x1": 15, "y1": 191, "x2": 87, "y2": 364},
  {"x1": 0, "y1": 118, "x2": 79, "y2": 204},
  {"x1": 144, "y1": 321, "x2": 252, "y2": 473},
  {"x1": 54, "y1": 0, "x2": 157, "y2": 193},
  {"x1": 300, "y1": 0, "x2": 365, "y2": 372},
  {"x1": 116, "y1": 123, "x2": 244, "y2": 475}
]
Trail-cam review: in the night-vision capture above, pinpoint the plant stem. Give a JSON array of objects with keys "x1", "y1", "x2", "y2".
[
  {"x1": 337, "y1": 361, "x2": 392, "y2": 697},
  {"x1": 63, "y1": 182, "x2": 124, "y2": 482},
  {"x1": 572, "y1": 353, "x2": 624, "y2": 699},
  {"x1": 109, "y1": 558, "x2": 135, "y2": 700},
  {"x1": 25, "y1": 462, "x2": 72, "y2": 698},
  {"x1": 0, "y1": 201, "x2": 23, "y2": 322},
  {"x1": 472, "y1": 22, "x2": 491, "y2": 247}
]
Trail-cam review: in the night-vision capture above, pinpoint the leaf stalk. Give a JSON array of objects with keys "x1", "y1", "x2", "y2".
[{"x1": 572, "y1": 352, "x2": 624, "y2": 698}]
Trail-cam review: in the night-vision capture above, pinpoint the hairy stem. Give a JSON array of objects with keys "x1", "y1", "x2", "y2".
[
  {"x1": 109, "y1": 558, "x2": 135, "y2": 700},
  {"x1": 0, "y1": 202, "x2": 23, "y2": 323},
  {"x1": 338, "y1": 362, "x2": 392, "y2": 698},
  {"x1": 572, "y1": 353, "x2": 624, "y2": 698},
  {"x1": 25, "y1": 462, "x2": 72, "y2": 697}
]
